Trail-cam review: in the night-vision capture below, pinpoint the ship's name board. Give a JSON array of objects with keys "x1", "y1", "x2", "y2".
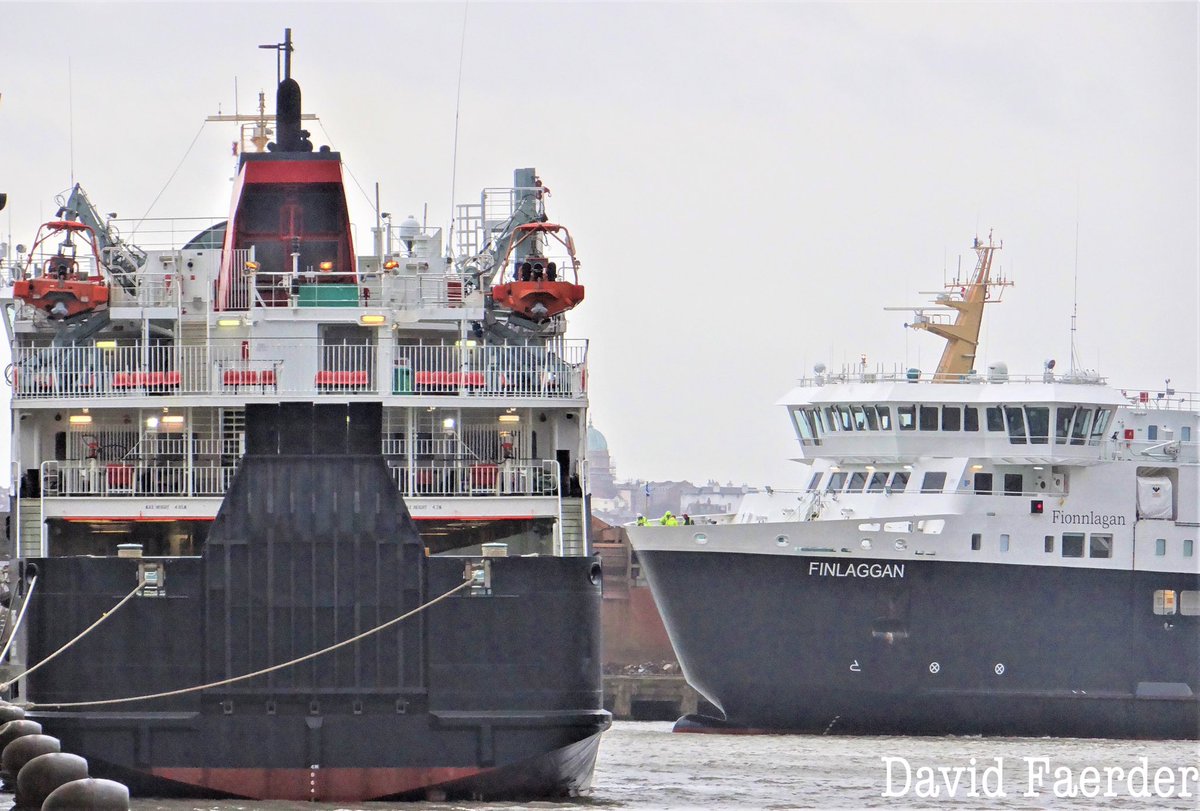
[
  {"x1": 808, "y1": 561, "x2": 905, "y2": 579},
  {"x1": 1051, "y1": 510, "x2": 1127, "y2": 529}
]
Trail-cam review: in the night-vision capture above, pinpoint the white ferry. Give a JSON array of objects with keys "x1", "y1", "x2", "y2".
[{"x1": 628, "y1": 235, "x2": 1199, "y2": 739}]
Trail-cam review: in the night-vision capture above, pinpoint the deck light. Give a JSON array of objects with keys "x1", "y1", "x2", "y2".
[
  {"x1": 162, "y1": 415, "x2": 185, "y2": 425},
  {"x1": 498, "y1": 414, "x2": 520, "y2": 423},
  {"x1": 359, "y1": 314, "x2": 386, "y2": 325},
  {"x1": 217, "y1": 318, "x2": 241, "y2": 327},
  {"x1": 319, "y1": 261, "x2": 334, "y2": 271},
  {"x1": 96, "y1": 340, "x2": 117, "y2": 349},
  {"x1": 68, "y1": 414, "x2": 92, "y2": 425},
  {"x1": 383, "y1": 259, "x2": 399, "y2": 270},
  {"x1": 145, "y1": 417, "x2": 159, "y2": 429},
  {"x1": 244, "y1": 260, "x2": 260, "y2": 272}
]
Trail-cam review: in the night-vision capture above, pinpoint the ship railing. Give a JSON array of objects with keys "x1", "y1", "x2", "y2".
[
  {"x1": 41, "y1": 460, "x2": 238, "y2": 498},
  {"x1": 392, "y1": 340, "x2": 587, "y2": 398},
  {"x1": 115, "y1": 217, "x2": 226, "y2": 251},
  {"x1": 9, "y1": 339, "x2": 588, "y2": 400},
  {"x1": 796, "y1": 367, "x2": 1111, "y2": 386},
  {"x1": 107, "y1": 272, "x2": 180, "y2": 309},
  {"x1": 386, "y1": 459, "x2": 559, "y2": 498},
  {"x1": 369, "y1": 272, "x2": 466, "y2": 309},
  {"x1": 1118, "y1": 389, "x2": 1200, "y2": 413}
]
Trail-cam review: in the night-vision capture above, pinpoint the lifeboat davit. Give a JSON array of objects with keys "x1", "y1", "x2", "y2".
[
  {"x1": 492, "y1": 222, "x2": 585, "y2": 322},
  {"x1": 13, "y1": 221, "x2": 110, "y2": 320}
]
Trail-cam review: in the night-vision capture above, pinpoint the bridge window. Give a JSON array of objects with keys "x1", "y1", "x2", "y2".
[
  {"x1": 889, "y1": 471, "x2": 910, "y2": 492},
  {"x1": 1025, "y1": 406, "x2": 1049, "y2": 445},
  {"x1": 1089, "y1": 533, "x2": 1113, "y2": 558},
  {"x1": 792, "y1": 409, "x2": 815, "y2": 441},
  {"x1": 1070, "y1": 407, "x2": 1093, "y2": 445},
  {"x1": 877, "y1": 406, "x2": 892, "y2": 430},
  {"x1": 1004, "y1": 406, "x2": 1027, "y2": 444},
  {"x1": 964, "y1": 407, "x2": 979, "y2": 431},
  {"x1": 986, "y1": 406, "x2": 1005, "y2": 431},
  {"x1": 942, "y1": 406, "x2": 961, "y2": 431},
  {"x1": 1153, "y1": 589, "x2": 1176, "y2": 615},
  {"x1": 826, "y1": 471, "x2": 848, "y2": 492},
  {"x1": 838, "y1": 406, "x2": 854, "y2": 431},
  {"x1": 1044, "y1": 535, "x2": 1055, "y2": 553},
  {"x1": 864, "y1": 407, "x2": 879, "y2": 431},
  {"x1": 919, "y1": 406, "x2": 939, "y2": 431},
  {"x1": 921, "y1": 472, "x2": 947, "y2": 493},
  {"x1": 807, "y1": 472, "x2": 822, "y2": 491},
  {"x1": 1091, "y1": 408, "x2": 1112, "y2": 441},
  {"x1": 852, "y1": 406, "x2": 868, "y2": 430},
  {"x1": 1055, "y1": 407, "x2": 1075, "y2": 444},
  {"x1": 973, "y1": 472, "x2": 993, "y2": 494},
  {"x1": 866, "y1": 472, "x2": 888, "y2": 493},
  {"x1": 824, "y1": 407, "x2": 839, "y2": 431},
  {"x1": 898, "y1": 405, "x2": 916, "y2": 431},
  {"x1": 1004, "y1": 473, "x2": 1023, "y2": 496},
  {"x1": 848, "y1": 471, "x2": 868, "y2": 491},
  {"x1": 1062, "y1": 532, "x2": 1085, "y2": 558}
]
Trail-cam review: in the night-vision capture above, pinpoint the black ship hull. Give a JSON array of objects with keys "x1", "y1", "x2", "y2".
[
  {"x1": 20, "y1": 403, "x2": 609, "y2": 801},
  {"x1": 639, "y1": 548, "x2": 1199, "y2": 739}
]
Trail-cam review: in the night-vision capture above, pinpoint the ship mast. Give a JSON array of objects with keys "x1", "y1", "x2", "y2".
[{"x1": 910, "y1": 231, "x2": 1011, "y2": 379}]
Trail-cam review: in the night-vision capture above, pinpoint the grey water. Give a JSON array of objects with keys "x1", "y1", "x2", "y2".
[{"x1": 19, "y1": 722, "x2": 1200, "y2": 810}]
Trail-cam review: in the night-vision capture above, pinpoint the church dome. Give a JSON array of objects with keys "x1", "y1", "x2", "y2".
[{"x1": 587, "y1": 423, "x2": 608, "y2": 452}]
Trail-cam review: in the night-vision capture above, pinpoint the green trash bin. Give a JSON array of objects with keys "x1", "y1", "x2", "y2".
[{"x1": 393, "y1": 364, "x2": 413, "y2": 394}]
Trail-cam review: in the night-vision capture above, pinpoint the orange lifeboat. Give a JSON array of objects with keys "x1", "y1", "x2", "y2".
[
  {"x1": 490, "y1": 222, "x2": 585, "y2": 321},
  {"x1": 13, "y1": 221, "x2": 110, "y2": 320}
]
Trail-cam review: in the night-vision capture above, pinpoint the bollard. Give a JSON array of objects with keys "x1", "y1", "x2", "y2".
[
  {"x1": 42, "y1": 777, "x2": 130, "y2": 811},
  {"x1": 0, "y1": 704, "x2": 26, "y2": 724},
  {"x1": 15, "y1": 752, "x2": 88, "y2": 809},
  {"x1": 1, "y1": 734, "x2": 60, "y2": 783},
  {"x1": 0, "y1": 719, "x2": 42, "y2": 752}
]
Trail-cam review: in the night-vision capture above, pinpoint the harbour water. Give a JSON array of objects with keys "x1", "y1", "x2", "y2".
[{"x1": 7, "y1": 721, "x2": 1191, "y2": 810}]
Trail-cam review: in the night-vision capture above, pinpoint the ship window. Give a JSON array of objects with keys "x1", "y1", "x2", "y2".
[
  {"x1": 851, "y1": 406, "x2": 868, "y2": 431},
  {"x1": 1185, "y1": 539, "x2": 1194, "y2": 557},
  {"x1": 971, "y1": 533, "x2": 982, "y2": 551},
  {"x1": 826, "y1": 471, "x2": 848, "y2": 492},
  {"x1": 889, "y1": 471, "x2": 910, "y2": 492},
  {"x1": 1025, "y1": 406, "x2": 1049, "y2": 444},
  {"x1": 919, "y1": 406, "x2": 939, "y2": 431},
  {"x1": 1004, "y1": 406, "x2": 1027, "y2": 444},
  {"x1": 1070, "y1": 408, "x2": 1093, "y2": 445},
  {"x1": 898, "y1": 405, "x2": 916, "y2": 431},
  {"x1": 807, "y1": 472, "x2": 822, "y2": 492},
  {"x1": 941, "y1": 406, "x2": 961, "y2": 431},
  {"x1": 811, "y1": 408, "x2": 828, "y2": 433},
  {"x1": 866, "y1": 472, "x2": 888, "y2": 493},
  {"x1": 806, "y1": 410, "x2": 822, "y2": 440},
  {"x1": 1044, "y1": 535, "x2": 1055, "y2": 553},
  {"x1": 792, "y1": 409, "x2": 814, "y2": 441},
  {"x1": 824, "y1": 407, "x2": 839, "y2": 431},
  {"x1": 1182, "y1": 426, "x2": 1192, "y2": 442},
  {"x1": 876, "y1": 406, "x2": 892, "y2": 430},
  {"x1": 1089, "y1": 533, "x2": 1113, "y2": 558},
  {"x1": 864, "y1": 407, "x2": 880, "y2": 431},
  {"x1": 964, "y1": 407, "x2": 979, "y2": 432},
  {"x1": 1155, "y1": 538, "x2": 1166, "y2": 556},
  {"x1": 973, "y1": 472, "x2": 993, "y2": 494},
  {"x1": 999, "y1": 533, "x2": 1010, "y2": 553},
  {"x1": 1181, "y1": 591, "x2": 1200, "y2": 616},
  {"x1": 1004, "y1": 473, "x2": 1023, "y2": 495},
  {"x1": 1147, "y1": 425, "x2": 1158, "y2": 441},
  {"x1": 986, "y1": 406, "x2": 1005, "y2": 431},
  {"x1": 1062, "y1": 532, "x2": 1085, "y2": 558},
  {"x1": 1055, "y1": 407, "x2": 1075, "y2": 444},
  {"x1": 837, "y1": 406, "x2": 854, "y2": 431},
  {"x1": 1154, "y1": 589, "x2": 1176, "y2": 615},
  {"x1": 920, "y1": 472, "x2": 947, "y2": 493},
  {"x1": 1091, "y1": 408, "x2": 1112, "y2": 439},
  {"x1": 848, "y1": 471, "x2": 868, "y2": 491}
]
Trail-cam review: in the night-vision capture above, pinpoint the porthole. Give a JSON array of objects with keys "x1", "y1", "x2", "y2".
[
  {"x1": 694, "y1": 533, "x2": 708, "y2": 545},
  {"x1": 776, "y1": 535, "x2": 789, "y2": 547},
  {"x1": 894, "y1": 539, "x2": 907, "y2": 551},
  {"x1": 861, "y1": 539, "x2": 872, "y2": 550}
]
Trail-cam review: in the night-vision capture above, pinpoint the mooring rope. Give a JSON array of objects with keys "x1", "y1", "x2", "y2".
[
  {"x1": 0, "y1": 575, "x2": 37, "y2": 667},
  {"x1": 26, "y1": 578, "x2": 474, "y2": 709},
  {"x1": 1, "y1": 576, "x2": 142, "y2": 691}
]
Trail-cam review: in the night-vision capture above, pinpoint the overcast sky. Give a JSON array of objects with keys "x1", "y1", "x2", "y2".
[{"x1": 1, "y1": 2, "x2": 1196, "y2": 489}]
